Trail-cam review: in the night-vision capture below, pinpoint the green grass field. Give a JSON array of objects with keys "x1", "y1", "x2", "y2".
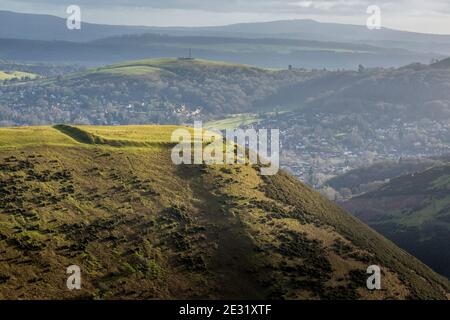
[
  {"x1": 0, "y1": 70, "x2": 37, "y2": 81},
  {"x1": 205, "y1": 114, "x2": 263, "y2": 130},
  {"x1": 0, "y1": 125, "x2": 449, "y2": 300},
  {"x1": 0, "y1": 125, "x2": 225, "y2": 150},
  {"x1": 0, "y1": 126, "x2": 78, "y2": 148},
  {"x1": 109, "y1": 58, "x2": 254, "y2": 69},
  {"x1": 93, "y1": 65, "x2": 162, "y2": 76},
  {"x1": 77, "y1": 125, "x2": 193, "y2": 143},
  {"x1": 85, "y1": 58, "x2": 262, "y2": 78}
]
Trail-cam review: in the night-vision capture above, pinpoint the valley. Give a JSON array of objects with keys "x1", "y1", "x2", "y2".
[
  {"x1": 0, "y1": 125, "x2": 449, "y2": 299},
  {"x1": 342, "y1": 164, "x2": 450, "y2": 279}
]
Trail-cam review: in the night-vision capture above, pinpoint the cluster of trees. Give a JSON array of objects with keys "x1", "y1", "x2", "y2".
[
  {"x1": 2, "y1": 59, "x2": 450, "y2": 127},
  {"x1": 0, "y1": 62, "x2": 311, "y2": 126},
  {"x1": 305, "y1": 64, "x2": 450, "y2": 121},
  {"x1": 0, "y1": 61, "x2": 83, "y2": 77}
]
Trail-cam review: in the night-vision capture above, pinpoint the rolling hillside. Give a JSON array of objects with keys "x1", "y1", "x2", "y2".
[
  {"x1": 0, "y1": 36, "x2": 434, "y2": 69},
  {"x1": 342, "y1": 164, "x2": 450, "y2": 279},
  {"x1": 4, "y1": 56, "x2": 450, "y2": 127},
  {"x1": 272, "y1": 59, "x2": 450, "y2": 121},
  {"x1": 0, "y1": 125, "x2": 449, "y2": 299},
  {"x1": 0, "y1": 58, "x2": 313, "y2": 126}
]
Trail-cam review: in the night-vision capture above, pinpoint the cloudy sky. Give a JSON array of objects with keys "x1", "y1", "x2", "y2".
[{"x1": 1, "y1": 0, "x2": 450, "y2": 34}]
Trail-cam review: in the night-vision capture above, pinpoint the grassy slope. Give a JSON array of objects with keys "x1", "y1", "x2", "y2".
[
  {"x1": 326, "y1": 159, "x2": 439, "y2": 197},
  {"x1": 205, "y1": 113, "x2": 263, "y2": 130},
  {"x1": 0, "y1": 70, "x2": 37, "y2": 80},
  {"x1": 0, "y1": 125, "x2": 449, "y2": 300},
  {"x1": 86, "y1": 58, "x2": 263, "y2": 77},
  {"x1": 346, "y1": 165, "x2": 450, "y2": 227},
  {"x1": 342, "y1": 165, "x2": 450, "y2": 278}
]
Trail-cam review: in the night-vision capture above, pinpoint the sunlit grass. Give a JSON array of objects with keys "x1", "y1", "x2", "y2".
[
  {"x1": 78, "y1": 125, "x2": 193, "y2": 143},
  {"x1": 0, "y1": 70, "x2": 37, "y2": 80},
  {"x1": 0, "y1": 126, "x2": 79, "y2": 148}
]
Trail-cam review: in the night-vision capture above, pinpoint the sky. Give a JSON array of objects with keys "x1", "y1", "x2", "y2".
[{"x1": 1, "y1": 0, "x2": 450, "y2": 34}]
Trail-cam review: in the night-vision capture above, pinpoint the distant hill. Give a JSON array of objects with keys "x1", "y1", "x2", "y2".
[
  {"x1": 2, "y1": 10, "x2": 450, "y2": 55},
  {"x1": 0, "y1": 125, "x2": 449, "y2": 299},
  {"x1": 196, "y1": 19, "x2": 450, "y2": 43},
  {"x1": 0, "y1": 58, "x2": 313, "y2": 125},
  {"x1": 0, "y1": 10, "x2": 152, "y2": 42},
  {"x1": 3, "y1": 57, "x2": 450, "y2": 127},
  {"x1": 0, "y1": 61, "x2": 83, "y2": 77},
  {"x1": 342, "y1": 164, "x2": 450, "y2": 279},
  {"x1": 326, "y1": 158, "x2": 440, "y2": 198},
  {"x1": 0, "y1": 34, "x2": 436, "y2": 69},
  {"x1": 0, "y1": 10, "x2": 444, "y2": 68},
  {"x1": 278, "y1": 58, "x2": 450, "y2": 122},
  {"x1": 430, "y1": 57, "x2": 450, "y2": 69},
  {"x1": 197, "y1": 20, "x2": 450, "y2": 56}
]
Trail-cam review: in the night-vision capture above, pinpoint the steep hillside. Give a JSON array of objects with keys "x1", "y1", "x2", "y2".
[
  {"x1": 326, "y1": 158, "x2": 439, "y2": 199},
  {"x1": 0, "y1": 125, "x2": 449, "y2": 300},
  {"x1": 342, "y1": 164, "x2": 450, "y2": 279},
  {"x1": 277, "y1": 60, "x2": 450, "y2": 122}
]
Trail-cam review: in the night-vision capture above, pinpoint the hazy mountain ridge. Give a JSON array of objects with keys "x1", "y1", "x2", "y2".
[
  {"x1": 0, "y1": 10, "x2": 444, "y2": 68},
  {"x1": 3, "y1": 10, "x2": 450, "y2": 51},
  {"x1": 0, "y1": 35, "x2": 434, "y2": 69},
  {"x1": 0, "y1": 10, "x2": 152, "y2": 42}
]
